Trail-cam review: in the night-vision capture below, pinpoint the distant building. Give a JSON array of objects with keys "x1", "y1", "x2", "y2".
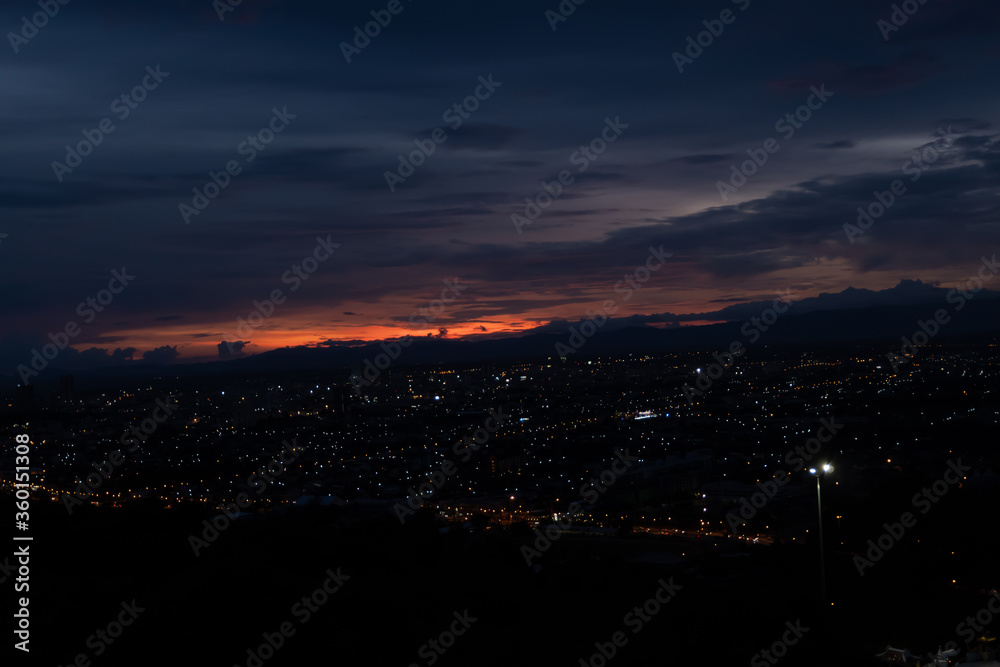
[{"x1": 875, "y1": 646, "x2": 918, "y2": 664}]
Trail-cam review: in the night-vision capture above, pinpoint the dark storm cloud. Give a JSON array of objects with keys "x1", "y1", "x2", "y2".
[
  {"x1": 437, "y1": 124, "x2": 523, "y2": 151},
  {"x1": 672, "y1": 154, "x2": 736, "y2": 165},
  {"x1": 0, "y1": 178, "x2": 181, "y2": 209},
  {"x1": 1, "y1": 0, "x2": 999, "y2": 376},
  {"x1": 595, "y1": 132, "x2": 1000, "y2": 277},
  {"x1": 501, "y1": 278, "x2": 1000, "y2": 339},
  {"x1": 79, "y1": 335, "x2": 132, "y2": 344},
  {"x1": 218, "y1": 341, "x2": 248, "y2": 360},
  {"x1": 425, "y1": 128, "x2": 1000, "y2": 286},
  {"x1": 142, "y1": 345, "x2": 180, "y2": 364},
  {"x1": 400, "y1": 207, "x2": 495, "y2": 219},
  {"x1": 814, "y1": 140, "x2": 855, "y2": 150},
  {"x1": 496, "y1": 160, "x2": 544, "y2": 168},
  {"x1": 0, "y1": 338, "x2": 138, "y2": 375},
  {"x1": 416, "y1": 191, "x2": 511, "y2": 206},
  {"x1": 935, "y1": 119, "x2": 992, "y2": 133},
  {"x1": 543, "y1": 209, "x2": 626, "y2": 218},
  {"x1": 770, "y1": 52, "x2": 943, "y2": 96},
  {"x1": 388, "y1": 295, "x2": 600, "y2": 324},
  {"x1": 75, "y1": 347, "x2": 138, "y2": 366},
  {"x1": 246, "y1": 148, "x2": 374, "y2": 185},
  {"x1": 573, "y1": 171, "x2": 632, "y2": 185}
]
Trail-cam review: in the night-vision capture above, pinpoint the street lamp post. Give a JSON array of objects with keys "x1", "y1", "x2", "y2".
[{"x1": 809, "y1": 463, "x2": 833, "y2": 608}]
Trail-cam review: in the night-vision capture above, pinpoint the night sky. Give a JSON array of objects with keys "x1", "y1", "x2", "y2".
[{"x1": 3, "y1": 0, "x2": 999, "y2": 372}]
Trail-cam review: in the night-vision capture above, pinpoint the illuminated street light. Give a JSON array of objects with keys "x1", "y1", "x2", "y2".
[{"x1": 809, "y1": 463, "x2": 834, "y2": 608}]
